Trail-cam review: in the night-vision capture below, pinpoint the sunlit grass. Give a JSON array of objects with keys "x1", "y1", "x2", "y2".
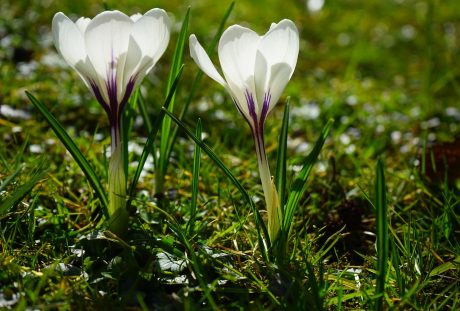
[{"x1": 1, "y1": 0, "x2": 459, "y2": 309}]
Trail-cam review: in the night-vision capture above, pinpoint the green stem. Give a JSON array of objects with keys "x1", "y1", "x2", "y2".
[
  {"x1": 108, "y1": 124, "x2": 128, "y2": 235},
  {"x1": 254, "y1": 132, "x2": 280, "y2": 243}
]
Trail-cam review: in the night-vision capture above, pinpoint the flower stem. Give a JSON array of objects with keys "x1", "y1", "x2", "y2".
[
  {"x1": 108, "y1": 123, "x2": 128, "y2": 236},
  {"x1": 253, "y1": 131, "x2": 280, "y2": 243}
]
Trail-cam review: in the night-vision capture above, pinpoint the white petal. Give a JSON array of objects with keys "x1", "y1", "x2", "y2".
[
  {"x1": 128, "y1": 8, "x2": 171, "y2": 84},
  {"x1": 52, "y1": 13, "x2": 98, "y2": 91},
  {"x1": 52, "y1": 12, "x2": 86, "y2": 69},
  {"x1": 254, "y1": 19, "x2": 299, "y2": 115},
  {"x1": 218, "y1": 25, "x2": 261, "y2": 118},
  {"x1": 130, "y1": 13, "x2": 142, "y2": 22},
  {"x1": 264, "y1": 62, "x2": 292, "y2": 114},
  {"x1": 253, "y1": 50, "x2": 270, "y2": 115},
  {"x1": 218, "y1": 25, "x2": 260, "y2": 94},
  {"x1": 189, "y1": 34, "x2": 226, "y2": 87},
  {"x1": 84, "y1": 11, "x2": 133, "y2": 102},
  {"x1": 253, "y1": 52, "x2": 291, "y2": 116},
  {"x1": 259, "y1": 19, "x2": 299, "y2": 76},
  {"x1": 75, "y1": 17, "x2": 90, "y2": 33}
]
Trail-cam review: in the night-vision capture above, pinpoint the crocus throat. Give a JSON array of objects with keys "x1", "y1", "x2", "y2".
[
  {"x1": 107, "y1": 51, "x2": 119, "y2": 116},
  {"x1": 243, "y1": 90, "x2": 271, "y2": 162},
  {"x1": 88, "y1": 52, "x2": 137, "y2": 151}
]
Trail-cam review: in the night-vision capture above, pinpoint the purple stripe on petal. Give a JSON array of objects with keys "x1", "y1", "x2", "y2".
[
  {"x1": 259, "y1": 92, "x2": 271, "y2": 130},
  {"x1": 244, "y1": 90, "x2": 269, "y2": 163},
  {"x1": 107, "y1": 49, "x2": 118, "y2": 113},
  {"x1": 90, "y1": 80, "x2": 110, "y2": 114},
  {"x1": 118, "y1": 77, "x2": 136, "y2": 120},
  {"x1": 234, "y1": 100, "x2": 252, "y2": 127},
  {"x1": 245, "y1": 90, "x2": 258, "y2": 128}
]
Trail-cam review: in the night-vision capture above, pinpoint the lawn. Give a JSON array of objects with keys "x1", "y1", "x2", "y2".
[{"x1": 0, "y1": 0, "x2": 459, "y2": 309}]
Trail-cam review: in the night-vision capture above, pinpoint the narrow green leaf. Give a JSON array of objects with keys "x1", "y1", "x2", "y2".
[
  {"x1": 187, "y1": 118, "x2": 202, "y2": 236},
  {"x1": 174, "y1": 1, "x2": 234, "y2": 123},
  {"x1": 162, "y1": 107, "x2": 270, "y2": 253},
  {"x1": 26, "y1": 91, "x2": 109, "y2": 216},
  {"x1": 122, "y1": 88, "x2": 139, "y2": 176},
  {"x1": 275, "y1": 100, "x2": 289, "y2": 209},
  {"x1": 0, "y1": 164, "x2": 23, "y2": 193},
  {"x1": 305, "y1": 260, "x2": 325, "y2": 311},
  {"x1": 169, "y1": 221, "x2": 218, "y2": 310},
  {"x1": 157, "y1": 8, "x2": 190, "y2": 194},
  {"x1": 391, "y1": 237, "x2": 404, "y2": 296},
  {"x1": 162, "y1": 2, "x2": 235, "y2": 191},
  {"x1": 283, "y1": 119, "x2": 334, "y2": 231},
  {"x1": 275, "y1": 119, "x2": 333, "y2": 263},
  {"x1": 147, "y1": 202, "x2": 218, "y2": 309},
  {"x1": 375, "y1": 159, "x2": 388, "y2": 311},
  {"x1": 126, "y1": 67, "x2": 184, "y2": 209},
  {"x1": 428, "y1": 260, "x2": 457, "y2": 277},
  {"x1": 0, "y1": 167, "x2": 46, "y2": 216},
  {"x1": 165, "y1": 8, "x2": 190, "y2": 96},
  {"x1": 136, "y1": 92, "x2": 157, "y2": 169},
  {"x1": 137, "y1": 92, "x2": 152, "y2": 134}
]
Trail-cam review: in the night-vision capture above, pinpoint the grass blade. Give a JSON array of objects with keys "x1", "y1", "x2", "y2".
[
  {"x1": 156, "y1": 8, "x2": 190, "y2": 194},
  {"x1": 162, "y1": 107, "x2": 270, "y2": 254},
  {"x1": 274, "y1": 119, "x2": 333, "y2": 262},
  {"x1": 375, "y1": 159, "x2": 388, "y2": 311},
  {"x1": 283, "y1": 119, "x2": 333, "y2": 232},
  {"x1": 122, "y1": 88, "x2": 139, "y2": 177},
  {"x1": 187, "y1": 118, "x2": 202, "y2": 236},
  {"x1": 26, "y1": 91, "x2": 109, "y2": 216},
  {"x1": 390, "y1": 236, "x2": 405, "y2": 297},
  {"x1": 0, "y1": 166, "x2": 46, "y2": 216},
  {"x1": 0, "y1": 164, "x2": 23, "y2": 193},
  {"x1": 126, "y1": 67, "x2": 184, "y2": 209},
  {"x1": 275, "y1": 100, "x2": 289, "y2": 209},
  {"x1": 136, "y1": 91, "x2": 158, "y2": 169},
  {"x1": 166, "y1": 2, "x2": 235, "y2": 156}
]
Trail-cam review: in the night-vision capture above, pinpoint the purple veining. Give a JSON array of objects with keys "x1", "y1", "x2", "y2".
[
  {"x1": 107, "y1": 50, "x2": 118, "y2": 115},
  {"x1": 90, "y1": 81, "x2": 109, "y2": 114},
  {"x1": 118, "y1": 77, "x2": 136, "y2": 120},
  {"x1": 242, "y1": 90, "x2": 272, "y2": 164},
  {"x1": 88, "y1": 50, "x2": 138, "y2": 152},
  {"x1": 259, "y1": 92, "x2": 271, "y2": 130}
]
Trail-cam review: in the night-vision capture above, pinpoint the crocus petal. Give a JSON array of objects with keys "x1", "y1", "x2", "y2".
[
  {"x1": 189, "y1": 34, "x2": 226, "y2": 87},
  {"x1": 75, "y1": 17, "x2": 90, "y2": 33},
  {"x1": 218, "y1": 25, "x2": 259, "y2": 91},
  {"x1": 52, "y1": 13, "x2": 98, "y2": 92},
  {"x1": 127, "y1": 8, "x2": 171, "y2": 85},
  {"x1": 255, "y1": 19, "x2": 299, "y2": 115},
  {"x1": 218, "y1": 25, "x2": 260, "y2": 119},
  {"x1": 84, "y1": 11, "x2": 133, "y2": 104},
  {"x1": 264, "y1": 62, "x2": 292, "y2": 114},
  {"x1": 259, "y1": 19, "x2": 299, "y2": 77},
  {"x1": 130, "y1": 13, "x2": 142, "y2": 22},
  {"x1": 52, "y1": 13, "x2": 87, "y2": 70},
  {"x1": 253, "y1": 50, "x2": 270, "y2": 117}
]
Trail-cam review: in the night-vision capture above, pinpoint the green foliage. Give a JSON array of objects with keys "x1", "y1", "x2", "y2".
[
  {"x1": 275, "y1": 119, "x2": 334, "y2": 263},
  {"x1": 26, "y1": 92, "x2": 109, "y2": 216},
  {"x1": 156, "y1": 8, "x2": 190, "y2": 195},
  {"x1": 1, "y1": 0, "x2": 459, "y2": 309},
  {"x1": 374, "y1": 159, "x2": 388, "y2": 311},
  {"x1": 0, "y1": 165, "x2": 46, "y2": 216}
]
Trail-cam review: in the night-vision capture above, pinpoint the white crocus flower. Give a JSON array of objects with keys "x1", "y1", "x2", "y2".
[
  {"x1": 52, "y1": 9, "x2": 171, "y2": 234},
  {"x1": 189, "y1": 20, "x2": 299, "y2": 242}
]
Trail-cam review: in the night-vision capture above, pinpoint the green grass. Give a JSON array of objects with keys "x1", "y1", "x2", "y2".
[{"x1": 1, "y1": 0, "x2": 459, "y2": 309}]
